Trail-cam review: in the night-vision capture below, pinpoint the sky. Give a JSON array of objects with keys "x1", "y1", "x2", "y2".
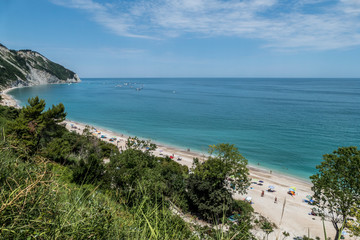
[{"x1": 1, "y1": 0, "x2": 360, "y2": 78}]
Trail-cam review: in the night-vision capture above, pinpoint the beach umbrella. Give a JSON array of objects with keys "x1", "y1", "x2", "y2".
[
  {"x1": 306, "y1": 195, "x2": 312, "y2": 200},
  {"x1": 251, "y1": 179, "x2": 258, "y2": 183},
  {"x1": 289, "y1": 188, "x2": 296, "y2": 192},
  {"x1": 245, "y1": 196, "x2": 252, "y2": 202},
  {"x1": 268, "y1": 185, "x2": 275, "y2": 190},
  {"x1": 259, "y1": 180, "x2": 264, "y2": 183}
]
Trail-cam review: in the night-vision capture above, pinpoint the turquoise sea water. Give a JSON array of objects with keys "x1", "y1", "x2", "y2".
[{"x1": 8, "y1": 78, "x2": 360, "y2": 179}]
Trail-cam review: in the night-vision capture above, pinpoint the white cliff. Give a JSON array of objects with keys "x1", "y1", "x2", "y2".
[{"x1": 0, "y1": 43, "x2": 81, "y2": 90}]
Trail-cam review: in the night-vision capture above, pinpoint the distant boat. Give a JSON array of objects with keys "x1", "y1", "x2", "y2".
[{"x1": 136, "y1": 85, "x2": 144, "y2": 91}]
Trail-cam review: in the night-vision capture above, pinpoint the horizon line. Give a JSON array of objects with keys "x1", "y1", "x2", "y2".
[{"x1": 79, "y1": 77, "x2": 360, "y2": 79}]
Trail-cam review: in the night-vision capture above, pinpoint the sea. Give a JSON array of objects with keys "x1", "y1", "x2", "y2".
[{"x1": 8, "y1": 78, "x2": 360, "y2": 180}]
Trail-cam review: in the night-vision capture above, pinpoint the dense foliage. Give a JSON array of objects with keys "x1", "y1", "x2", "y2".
[
  {"x1": 7, "y1": 96, "x2": 66, "y2": 157},
  {"x1": 348, "y1": 206, "x2": 360, "y2": 237},
  {"x1": 187, "y1": 144, "x2": 250, "y2": 222},
  {"x1": 310, "y1": 146, "x2": 360, "y2": 240}
]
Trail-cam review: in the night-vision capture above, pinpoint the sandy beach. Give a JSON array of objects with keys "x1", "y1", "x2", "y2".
[
  {"x1": 0, "y1": 87, "x2": 21, "y2": 108},
  {"x1": 1, "y1": 89, "x2": 356, "y2": 239}
]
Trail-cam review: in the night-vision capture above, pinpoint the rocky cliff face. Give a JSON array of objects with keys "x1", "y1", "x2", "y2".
[{"x1": 0, "y1": 43, "x2": 80, "y2": 89}]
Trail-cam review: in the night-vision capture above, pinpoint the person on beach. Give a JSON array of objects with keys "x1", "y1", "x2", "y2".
[
  {"x1": 261, "y1": 190, "x2": 264, "y2": 197},
  {"x1": 274, "y1": 196, "x2": 277, "y2": 203}
]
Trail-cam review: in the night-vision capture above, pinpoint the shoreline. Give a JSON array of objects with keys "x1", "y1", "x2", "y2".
[
  {"x1": 2, "y1": 86, "x2": 312, "y2": 183},
  {"x1": 57, "y1": 118, "x2": 312, "y2": 186},
  {"x1": 66, "y1": 117, "x2": 312, "y2": 184},
  {"x1": 59, "y1": 120, "x2": 338, "y2": 239},
  {"x1": 1, "y1": 86, "x2": 344, "y2": 239},
  {"x1": 63, "y1": 118, "x2": 208, "y2": 169},
  {"x1": 1, "y1": 87, "x2": 22, "y2": 108}
]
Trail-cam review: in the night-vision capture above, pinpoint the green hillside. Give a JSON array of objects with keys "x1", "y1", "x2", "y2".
[{"x1": 0, "y1": 43, "x2": 78, "y2": 88}]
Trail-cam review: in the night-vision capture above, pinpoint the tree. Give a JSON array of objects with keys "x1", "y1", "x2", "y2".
[
  {"x1": 125, "y1": 136, "x2": 156, "y2": 153},
  {"x1": 7, "y1": 96, "x2": 66, "y2": 156},
  {"x1": 208, "y1": 143, "x2": 250, "y2": 194},
  {"x1": 157, "y1": 158, "x2": 189, "y2": 209},
  {"x1": 108, "y1": 148, "x2": 158, "y2": 189},
  {"x1": 310, "y1": 146, "x2": 360, "y2": 240},
  {"x1": 348, "y1": 206, "x2": 360, "y2": 237},
  {"x1": 72, "y1": 154, "x2": 105, "y2": 184},
  {"x1": 44, "y1": 137, "x2": 72, "y2": 164},
  {"x1": 187, "y1": 169, "x2": 234, "y2": 221},
  {"x1": 260, "y1": 218, "x2": 274, "y2": 240},
  {"x1": 187, "y1": 143, "x2": 250, "y2": 222}
]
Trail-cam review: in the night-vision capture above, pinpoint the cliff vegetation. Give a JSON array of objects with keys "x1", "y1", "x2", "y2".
[{"x1": 0, "y1": 43, "x2": 80, "y2": 89}]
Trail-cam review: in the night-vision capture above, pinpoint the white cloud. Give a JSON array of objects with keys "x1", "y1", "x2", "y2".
[
  {"x1": 50, "y1": 0, "x2": 104, "y2": 11},
  {"x1": 51, "y1": 0, "x2": 360, "y2": 50},
  {"x1": 50, "y1": 0, "x2": 155, "y2": 39}
]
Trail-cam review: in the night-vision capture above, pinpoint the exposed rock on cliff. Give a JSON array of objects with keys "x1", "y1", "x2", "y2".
[{"x1": 0, "y1": 43, "x2": 80, "y2": 89}]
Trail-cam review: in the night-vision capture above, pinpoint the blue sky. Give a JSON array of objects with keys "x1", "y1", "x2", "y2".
[{"x1": 1, "y1": 0, "x2": 360, "y2": 78}]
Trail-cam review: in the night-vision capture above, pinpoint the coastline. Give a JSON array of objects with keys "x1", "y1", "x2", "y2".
[
  {"x1": 59, "y1": 121, "x2": 338, "y2": 239},
  {"x1": 1, "y1": 87, "x2": 343, "y2": 239},
  {"x1": 1, "y1": 87, "x2": 21, "y2": 108}
]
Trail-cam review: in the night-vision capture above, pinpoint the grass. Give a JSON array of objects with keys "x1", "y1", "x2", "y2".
[{"x1": 0, "y1": 145, "x2": 197, "y2": 239}]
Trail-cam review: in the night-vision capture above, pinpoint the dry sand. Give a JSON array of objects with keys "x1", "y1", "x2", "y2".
[
  {"x1": 2, "y1": 89, "x2": 356, "y2": 240},
  {"x1": 1, "y1": 87, "x2": 21, "y2": 108}
]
